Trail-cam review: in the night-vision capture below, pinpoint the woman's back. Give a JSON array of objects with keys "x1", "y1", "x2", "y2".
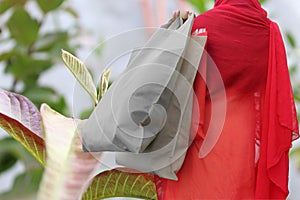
[{"x1": 156, "y1": 1, "x2": 298, "y2": 199}]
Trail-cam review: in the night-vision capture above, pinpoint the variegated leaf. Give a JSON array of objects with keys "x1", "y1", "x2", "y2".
[
  {"x1": 82, "y1": 169, "x2": 158, "y2": 200},
  {"x1": 38, "y1": 104, "x2": 101, "y2": 200},
  {"x1": 98, "y1": 68, "x2": 111, "y2": 101},
  {"x1": 0, "y1": 88, "x2": 45, "y2": 166},
  {"x1": 61, "y1": 49, "x2": 98, "y2": 105}
]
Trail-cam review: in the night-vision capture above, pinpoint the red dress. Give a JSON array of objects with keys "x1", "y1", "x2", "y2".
[{"x1": 156, "y1": 0, "x2": 299, "y2": 199}]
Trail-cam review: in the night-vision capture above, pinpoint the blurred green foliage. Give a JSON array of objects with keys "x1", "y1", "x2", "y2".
[
  {"x1": 0, "y1": 167, "x2": 43, "y2": 200},
  {"x1": 186, "y1": 0, "x2": 214, "y2": 13},
  {"x1": 0, "y1": 0, "x2": 78, "y2": 115},
  {"x1": 0, "y1": 0, "x2": 79, "y2": 197}
]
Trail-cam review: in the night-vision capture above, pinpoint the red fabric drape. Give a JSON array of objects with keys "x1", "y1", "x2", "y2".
[
  {"x1": 255, "y1": 20, "x2": 299, "y2": 199},
  {"x1": 156, "y1": 0, "x2": 299, "y2": 199}
]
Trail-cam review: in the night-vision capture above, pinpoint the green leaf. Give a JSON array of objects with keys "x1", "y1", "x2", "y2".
[
  {"x1": 61, "y1": 49, "x2": 98, "y2": 105},
  {"x1": 0, "y1": 0, "x2": 13, "y2": 14},
  {"x1": 290, "y1": 146, "x2": 300, "y2": 169},
  {"x1": 286, "y1": 32, "x2": 296, "y2": 48},
  {"x1": 290, "y1": 146, "x2": 300, "y2": 156},
  {"x1": 82, "y1": 169, "x2": 158, "y2": 200},
  {"x1": 289, "y1": 65, "x2": 297, "y2": 75},
  {"x1": 0, "y1": 51, "x2": 19, "y2": 62},
  {"x1": 34, "y1": 32, "x2": 76, "y2": 62},
  {"x1": 0, "y1": 0, "x2": 27, "y2": 14},
  {"x1": 23, "y1": 86, "x2": 69, "y2": 116},
  {"x1": 0, "y1": 88, "x2": 45, "y2": 166},
  {"x1": 0, "y1": 151, "x2": 17, "y2": 173},
  {"x1": 185, "y1": 0, "x2": 212, "y2": 13},
  {"x1": 80, "y1": 108, "x2": 94, "y2": 119},
  {"x1": 6, "y1": 56, "x2": 52, "y2": 80},
  {"x1": 64, "y1": 6, "x2": 79, "y2": 18},
  {"x1": 0, "y1": 138, "x2": 18, "y2": 173},
  {"x1": 98, "y1": 68, "x2": 111, "y2": 101},
  {"x1": 0, "y1": 168, "x2": 43, "y2": 200},
  {"x1": 34, "y1": 32, "x2": 70, "y2": 52},
  {"x1": 293, "y1": 92, "x2": 300, "y2": 102},
  {"x1": 0, "y1": 137, "x2": 41, "y2": 173},
  {"x1": 7, "y1": 8, "x2": 39, "y2": 45},
  {"x1": 38, "y1": 104, "x2": 101, "y2": 200},
  {"x1": 37, "y1": 0, "x2": 64, "y2": 13}
]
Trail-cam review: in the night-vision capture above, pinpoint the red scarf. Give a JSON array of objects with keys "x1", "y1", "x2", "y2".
[
  {"x1": 206, "y1": 0, "x2": 299, "y2": 198},
  {"x1": 156, "y1": 0, "x2": 299, "y2": 199},
  {"x1": 255, "y1": 17, "x2": 299, "y2": 199}
]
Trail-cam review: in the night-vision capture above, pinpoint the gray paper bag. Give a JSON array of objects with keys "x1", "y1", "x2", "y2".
[{"x1": 82, "y1": 14, "x2": 207, "y2": 180}]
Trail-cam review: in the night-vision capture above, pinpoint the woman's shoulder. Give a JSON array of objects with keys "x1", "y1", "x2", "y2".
[{"x1": 192, "y1": 9, "x2": 215, "y2": 30}]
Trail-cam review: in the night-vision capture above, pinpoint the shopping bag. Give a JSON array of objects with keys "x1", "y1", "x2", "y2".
[{"x1": 81, "y1": 14, "x2": 207, "y2": 180}]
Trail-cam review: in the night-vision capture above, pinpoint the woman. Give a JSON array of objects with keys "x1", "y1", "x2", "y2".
[{"x1": 156, "y1": 0, "x2": 299, "y2": 199}]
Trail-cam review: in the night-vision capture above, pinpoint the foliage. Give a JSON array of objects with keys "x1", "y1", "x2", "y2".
[
  {"x1": 82, "y1": 169, "x2": 157, "y2": 200},
  {"x1": 98, "y1": 68, "x2": 111, "y2": 101},
  {"x1": 186, "y1": 0, "x2": 214, "y2": 13},
  {"x1": 37, "y1": 104, "x2": 101, "y2": 200},
  {"x1": 0, "y1": 0, "x2": 78, "y2": 197},
  {"x1": 0, "y1": 137, "x2": 41, "y2": 173},
  {"x1": 0, "y1": 88, "x2": 45, "y2": 166},
  {"x1": 0, "y1": 168, "x2": 44, "y2": 200},
  {"x1": 37, "y1": 0, "x2": 64, "y2": 13},
  {"x1": 61, "y1": 49, "x2": 98, "y2": 105},
  {"x1": 0, "y1": 0, "x2": 77, "y2": 115},
  {"x1": 0, "y1": 49, "x2": 158, "y2": 199}
]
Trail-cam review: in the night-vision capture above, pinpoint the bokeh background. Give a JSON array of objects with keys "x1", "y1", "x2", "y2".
[{"x1": 0, "y1": 0, "x2": 299, "y2": 199}]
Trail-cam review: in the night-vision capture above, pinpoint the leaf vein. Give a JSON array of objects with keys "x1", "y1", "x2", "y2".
[
  {"x1": 102, "y1": 173, "x2": 113, "y2": 197},
  {"x1": 130, "y1": 175, "x2": 141, "y2": 195},
  {"x1": 113, "y1": 172, "x2": 123, "y2": 195}
]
